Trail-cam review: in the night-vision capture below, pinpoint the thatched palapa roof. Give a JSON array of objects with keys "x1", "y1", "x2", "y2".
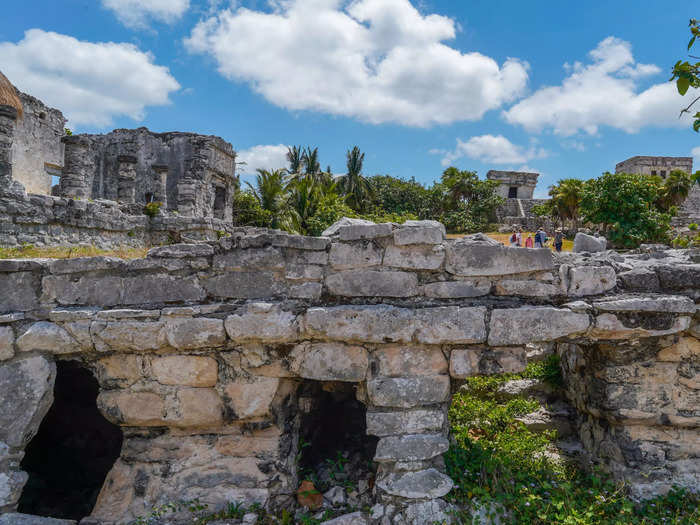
[{"x1": 0, "y1": 70, "x2": 23, "y2": 118}]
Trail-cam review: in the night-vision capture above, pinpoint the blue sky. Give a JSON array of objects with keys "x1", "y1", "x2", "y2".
[{"x1": 2, "y1": 0, "x2": 699, "y2": 196}]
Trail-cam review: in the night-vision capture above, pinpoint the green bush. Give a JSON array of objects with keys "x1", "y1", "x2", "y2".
[
  {"x1": 446, "y1": 355, "x2": 700, "y2": 524},
  {"x1": 689, "y1": 222, "x2": 698, "y2": 231},
  {"x1": 580, "y1": 172, "x2": 672, "y2": 248},
  {"x1": 143, "y1": 201, "x2": 163, "y2": 217}
]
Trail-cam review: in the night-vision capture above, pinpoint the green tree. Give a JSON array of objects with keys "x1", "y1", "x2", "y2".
[
  {"x1": 286, "y1": 145, "x2": 302, "y2": 174},
  {"x1": 548, "y1": 178, "x2": 585, "y2": 229},
  {"x1": 338, "y1": 146, "x2": 373, "y2": 212},
  {"x1": 439, "y1": 168, "x2": 503, "y2": 232},
  {"x1": 580, "y1": 172, "x2": 672, "y2": 248},
  {"x1": 671, "y1": 18, "x2": 700, "y2": 131},
  {"x1": 245, "y1": 168, "x2": 291, "y2": 229},
  {"x1": 658, "y1": 169, "x2": 693, "y2": 210},
  {"x1": 231, "y1": 191, "x2": 273, "y2": 227},
  {"x1": 302, "y1": 146, "x2": 321, "y2": 175}
]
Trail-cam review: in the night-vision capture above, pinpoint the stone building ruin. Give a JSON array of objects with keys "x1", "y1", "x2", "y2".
[
  {"x1": 487, "y1": 170, "x2": 549, "y2": 230},
  {"x1": 0, "y1": 220, "x2": 698, "y2": 524},
  {"x1": 11, "y1": 92, "x2": 66, "y2": 196},
  {"x1": 0, "y1": 71, "x2": 239, "y2": 241},
  {"x1": 615, "y1": 156, "x2": 699, "y2": 226}
]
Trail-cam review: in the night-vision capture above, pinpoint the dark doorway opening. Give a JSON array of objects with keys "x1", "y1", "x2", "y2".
[
  {"x1": 297, "y1": 381, "x2": 377, "y2": 493},
  {"x1": 18, "y1": 360, "x2": 123, "y2": 520},
  {"x1": 508, "y1": 186, "x2": 518, "y2": 198},
  {"x1": 213, "y1": 185, "x2": 227, "y2": 219}
]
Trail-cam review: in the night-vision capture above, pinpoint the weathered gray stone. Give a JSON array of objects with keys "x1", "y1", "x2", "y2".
[
  {"x1": 374, "y1": 434, "x2": 449, "y2": 462},
  {"x1": 0, "y1": 470, "x2": 27, "y2": 509},
  {"x1": 17, "y1": 322, "x2": 77, "y2": 354},
  {"x1": 91, "y1": 320, "x2": 168, "y2": 352},
  {"x1": 42, "y1": 274, "x2": 124, "y2": 307},
  {"x1": 383, "y1": 244, "x2": 445, "y2": 270},
  {"x1": 495, "y1": 279, "x2": 561, "y2": 297},
  {"x1": 367, "y1": 376, "x2": 450, "y2": 408},
  {"x1": 148, "y1": 243, "x2": 215, "y2": 258},
  {"x1": 0, "y1": 356, "x2": 55, "y2": 448},
  {"x1": 339, "y1": 222, "x2": 394, "y2": 241},
  {"x1": 488, "y1": 307, "x2": 590, "y2": 346},
  {"x1": 414, "y1": 306, "x2": 487, "y2": 344},
  {"x1": 0, "y1": 511, "x2": 73, "y2": 525},
  {"x1": 0, "y1": 326, "x2": 14, "y2": 361},
  {"x1": 591, "y1": 313, "x2": 691, "y2": 339},
  {"x1": 564, "y1": 266, "x2": 617, "y2": 296},
  {"x1": 593, "y1": 296, "x2": 696, "y2": 314},
  {"x1": 376, "y1": 469, "x2": 453, "y2": 499},
  {"x1": 655, "y1": 264, "x2": 700, "y2": 291},
  {"x1": 449, "y1": 348, "x2": 482, "y2": 379},
  {"x1": 225, "y1": 303, "x2": 298, "y2": 342},
  {"x1": 49, "y1": 256, "x2": 125, "y2": 275},
  {"x1": 289, "y1": 281, "x2": 323, "y2": 299},
  {"x1": 329, "y1": 242, "x2": 383, "y2": 270},
  {"x1": 402, "y1": 500, "x2": 453, "y2": 525},
  {"x1": 151, "y1": 355, "x2": 218, "y2": 387},
  {"x1": 122, "y1": 275, "x2": 205, "y2": 304},
  {"x1": 423, "y1": 280, "x2": 491, "y2": 298},
  {"x1": 393, "y1": 221, "x2": 445, "y2": 245},
  {"x1": 213, "y1": 247, "x2": 284, "y2": 270},
  {"x1": 618, "y1": 267, "x2": 660, "y2": 292},
  {"x1": 290, "y1": 343, "x2": 368, "y2": 381},
  {"x1": 326, "y1": 270, "x2": 418, "y2": 297},
  {"x1": 320, "y1": 512, "x2": 367, "y2": 525},
  {"x1": 303, "y1": 305, "x2": 414, "y2": 343},
  {"x1": 446, "y1": 240, "x2": 552, "y2": 277},
  {"x1": 165, "y1": 317, "x2": 226, "y2": 349},
  {"x1": 202, "y1": 271, "x2": 285, "y2": 299},
  {"x1": 322, "y1": 217, "x2": 374, "y2": 237},
  {"x1": 366, "y1": 409, "x2": 445, "y2": 437},
  {"x1": 573, "y1": 232, "x2": 607, "y2": 253},
  {"x1": 0, "y1": 272, "x2": 40, "y2": 312}
]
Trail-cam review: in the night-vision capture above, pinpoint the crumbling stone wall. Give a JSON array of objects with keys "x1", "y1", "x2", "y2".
[
  {"x1": 0, "y1": 222, "x2": 697, "y2": 524},
  {"x1": 10, "y1": 92, "x2": 66, "y2": 195},
  {"x1": 59, "y1": 128, "x2": 237, "y2": 220}
]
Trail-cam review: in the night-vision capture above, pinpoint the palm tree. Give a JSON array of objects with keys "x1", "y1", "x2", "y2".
[
  {"x1": 337, "y1": 146, "x2": 373, "y2": 211},
  {"x1": 245, "y1": 168, "x2": 291, "y2": 229},
  {"x1": 660, "y1": 170, "x2": 693, "y2": 209},
  {"x1": 287, "y1": 145, "x2": 302, "y2": 174},
  {"x1": 302, "y1": 146, "x2": 321, "y2": 175},
  {"x1": 549, "y1": 178, "x2": 584, "y2": 229}
]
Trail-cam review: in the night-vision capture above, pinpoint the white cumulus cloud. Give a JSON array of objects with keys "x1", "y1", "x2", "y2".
[
  {"x1": 0, "y1": 29, "x2": 180, "y2": 128},
  {"x1": 436, "y1": 134, "x2": 548, "y2": 167},
  {"x1": 102, "y1": 0, "x2": 190, "y2": 28},
  {"x1": 692, "y1": 146, "x2": 700, "y2": 170},
  {"x1": 185, "y1": 0, "x2": 529, "y2": 127},
  {"x1": 237, "y1": 144, "x2": 289, "y2": 176},
  {"x1": 503, "y1": 37, "x2": 696, "y2": 136}
]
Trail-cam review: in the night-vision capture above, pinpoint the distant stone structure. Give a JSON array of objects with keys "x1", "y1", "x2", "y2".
[
  {"x1": 10, "y1": 92, "x2": 65, "y2": 195},
  {"x1": 60, "y1": 128, "x2": 238, "y2": 220},
  {"x1": 615, "y1": 156, "x2": 699, "y2": 226},
  {"x1": 487, "y1": 170, "x2": 539, "y2": 199},
  {"x1": 487, "y1": 170, "x2": 550, "y2": 230},
  {"x1": 615, "y1": 156, "x2": 693, "y2": 178}
]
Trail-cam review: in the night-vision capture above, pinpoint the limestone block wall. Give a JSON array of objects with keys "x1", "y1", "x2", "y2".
[
  {"x1": 0, "y1": 222, "x2": 698, "y2": 524},
  {"x1": 11, "y1": 92, "x2": 66, "y2": 195},
  {"x1": 0, "y1": 184, "x2": 235, "y2": 249}
]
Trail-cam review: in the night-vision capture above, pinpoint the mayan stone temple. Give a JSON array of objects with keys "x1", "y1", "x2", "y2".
[{"x1": 0, "y1": 72, "x2": 699, "y2": 525}]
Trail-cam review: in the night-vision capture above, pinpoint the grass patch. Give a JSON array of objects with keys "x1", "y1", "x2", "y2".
[
  {"x1": 446, "y1": 355, "x2": 700, "y2": 524},
  {"x1": 0, "y1": 244, "x2": 148, "y2": 260}
]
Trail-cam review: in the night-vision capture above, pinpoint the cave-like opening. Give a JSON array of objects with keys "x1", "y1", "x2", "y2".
[{"x1": 18, "y1": 360, "x2": 123, "y2": 520}]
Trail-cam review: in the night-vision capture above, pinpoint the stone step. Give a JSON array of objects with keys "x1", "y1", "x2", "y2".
[
  {"x1": 496, "y1": 378, "x2": 556, "y2": 402},
  {"x1": 515, "y1": 402, "x2": 575, "y2": 438}
]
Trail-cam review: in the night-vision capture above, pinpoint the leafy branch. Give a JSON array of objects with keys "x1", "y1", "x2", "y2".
[{"x1": 671, "y1": 18, "x2": 700, "y2": 131}]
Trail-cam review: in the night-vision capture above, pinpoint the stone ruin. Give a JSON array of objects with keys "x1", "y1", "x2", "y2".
[
  {"x1": 0, "y1": 220, "x2": 698, "y2": 524},
  {"x1": 0, "y1": 75, "x2": 239, "y2": 249},
  {"x1": 486, "y1": 170, "x2": 550, "y2": 231}
]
